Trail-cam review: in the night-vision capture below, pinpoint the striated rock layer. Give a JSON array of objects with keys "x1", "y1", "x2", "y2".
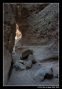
[{"x1": 16, "y1": 3, "x2": 59, "y2": 46}]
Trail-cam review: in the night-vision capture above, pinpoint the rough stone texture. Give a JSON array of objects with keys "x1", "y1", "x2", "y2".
[
  {"x1": 17, "y1": 3, "x2": 59, "y2": 46},
  {"x1": 7, "y1": 60, "x2": 59, "y2": 86},
  {"x1": 3, "y1": 47, "x2": 12, "y2": 85},
  {"x1": 12, "y1": 52, "x2": 21, "y2": 64},
  {"x1": 24, "y1": 60, "x2": 32, "y2": 69},
  {"x1": 12, "y1": 53, "x2": 35, "y2": 69},
  {"x1": 22, "y1": 49, "x2": 33, "y2": 59},
  {"x1": 3, "y1": 3, "x2": 59, "y2": 54},
  {"x1": 23, "y1": 54, "x2": 36, "y2": 69},
  {"x1": 33, "y1": 65, "x2": 53, "y2": 82},
  {"x1": 3, "y1": 3, "x2": 59, "y2": 86},
  {"x1": 28, "y1": 54, "x2": 36, "y2": 64},
  {"x1": 3, "y1": 4, "x2": 16, "y2": 85},
  {"x1": 4, "y1": 4, "x2": 16, "y2": 53},
  {"x1": 14, "y1": 3, "x2": 59, "y2": 62},
  {"x1": 14, "y1": 62, "x2": 26, "y2": 71}
]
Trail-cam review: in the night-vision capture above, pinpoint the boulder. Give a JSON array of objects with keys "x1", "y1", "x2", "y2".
[
  {"x1": 24, "y1": 60, "x2": 32, "y2": 69},
  {"x1": 22, "y1": 49, "x2": 33, "y2": 59},
  {"x1": 28, "y1": 54, "x2": 36, "y2": 64},
  {"x1": 31, "y1": 57, "x2": 37, "y2": 64},
  {"x1": 33, "y1": 65, "x2": 53, "y2": 82},
  {"x1": 23, "y1": 54, "x2": 36, "y2": 69},
  {"x1": 14, "y1": 62, "x2": 26, "y2": 71}
]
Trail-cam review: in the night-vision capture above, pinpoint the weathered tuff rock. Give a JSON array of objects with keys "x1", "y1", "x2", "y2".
[
  {"x1": 4, "y1": 47, "x2": 12, "y2": 85},
  {"x1": 22, "y1": 49, "x2": 33, "y2": 59},
  {"x1": 4, "y1": 4, "x2": 16, "y2": 85},
  {"x1": 4, "y1": 4, "x2": 16, "y2": 53},
  {"x1": 26, "y1": 54, "x2": 36, "y2": 64},
  {"x1": 24, "y1": 59, "x2": 32, "y2": 69},
  {"x1": 14, "y1": 61, "x2": 26, "y2": 71},
  {"x1": 24, "y1": 54, "x2": 36, "y2": 69},
  {"x1": 15, "y1": 3, "x2": 59, "y2": 61},
  {"x1": 22, "y1": 52, "x2": 36, "y2": 69},
  {"x1": 17, "y1": 3, "x2": 59, "y2": 46},
  {"x1": 12, "y1": 53, "x2": 36, "y2": 69},
  {"x1": 33, "y1": 65, "x2": 53, "y2": 82},
  {"x1": 3, "y1": 3, "x2": 59, "y2": 85},
  {"x1": 12, "y1": 52, "x2": 21, "y2": 64}
]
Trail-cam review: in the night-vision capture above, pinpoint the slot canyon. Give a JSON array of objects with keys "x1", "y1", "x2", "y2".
[{"x1": 3, "y1": 3, "x2": 59, "y2": 86}]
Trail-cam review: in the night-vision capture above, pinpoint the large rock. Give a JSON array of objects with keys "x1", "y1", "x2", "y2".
[
  {"x1": 33, "y1": 65, "x2": 53, "y2": 82},
  {"x1": 12, "y1": 53, "x2": 36, "y2": 69},
  {"x1": 23, "y1": 54, "x2": 36, "y2": 69},
  {"x1": 14, "y1": 61, "x2": 26, "y2": 71},
  {"x1": 28, "y1": 54, "x2": 36, "y2": 64},
  {"x1": 24, "y1": 60, "x2": 32, "y2": 69},
  {"x1": 22, "y1": 49, "x2": 33, "y2": 59}
]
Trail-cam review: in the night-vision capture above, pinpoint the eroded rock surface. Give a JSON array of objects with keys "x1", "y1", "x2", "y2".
[
  {"x1": 14, "y1": 62, "x2": 26, "y2": 71},
  {"x1": 22, "y1": 49, "x2": 33, "y2": 59},
  {"x1": 4, "y1": 4, "x2": 16, "y2": 53},
  {"x1": 4, "y1": 47, "x2": 12, "y2": 84},
  {"x1": 33, "y1": 65, "x2": 53, "y2": 82},
  {"x1": 3, "y1": 4, "x2": 16, "y2": 85},
  {"x1": 3, "y1": 3, "x2": 59, "y2": 86},
  {"x1": 12, "y1": 52, "x2": 36, "y2": 70}
]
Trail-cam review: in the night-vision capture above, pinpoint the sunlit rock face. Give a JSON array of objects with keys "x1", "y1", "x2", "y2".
[{"x1": 15, "y1": 24, "x2": 22, "y2": 40}]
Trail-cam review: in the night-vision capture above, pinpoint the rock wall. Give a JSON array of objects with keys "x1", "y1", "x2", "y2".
[
  {"x1": 4, "y1": 47, "x2": 12, "y2": 84},
  {"x1": 3, "y1": 4, "x2": 16, "y2": 85},
  {"x1": 14, "y1": 3, "x2": 59, "y2": 62},
  {"x1": 15, "y1": 3, "x2": 59, "y2": 54},
  {"x1": 18, "y1": 3, "x2": 59, "y2": 46},
  {"x1": 4, "y1": 4, "x2": 16, "y2": 52}
]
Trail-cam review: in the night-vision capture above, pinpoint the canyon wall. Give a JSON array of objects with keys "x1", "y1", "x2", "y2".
[
  {"x1": 19, "y1": 3, "x2": 59, "y2": 45},
  {"x1": 15, "y1": 3, "x2": 59, "y2": 53},
  {"x1": 14, "y1": 3, "x2": 59, "y2": 61},
  {"x1": 3, "y1": 4, "x2": 16, "y2": 85}
]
